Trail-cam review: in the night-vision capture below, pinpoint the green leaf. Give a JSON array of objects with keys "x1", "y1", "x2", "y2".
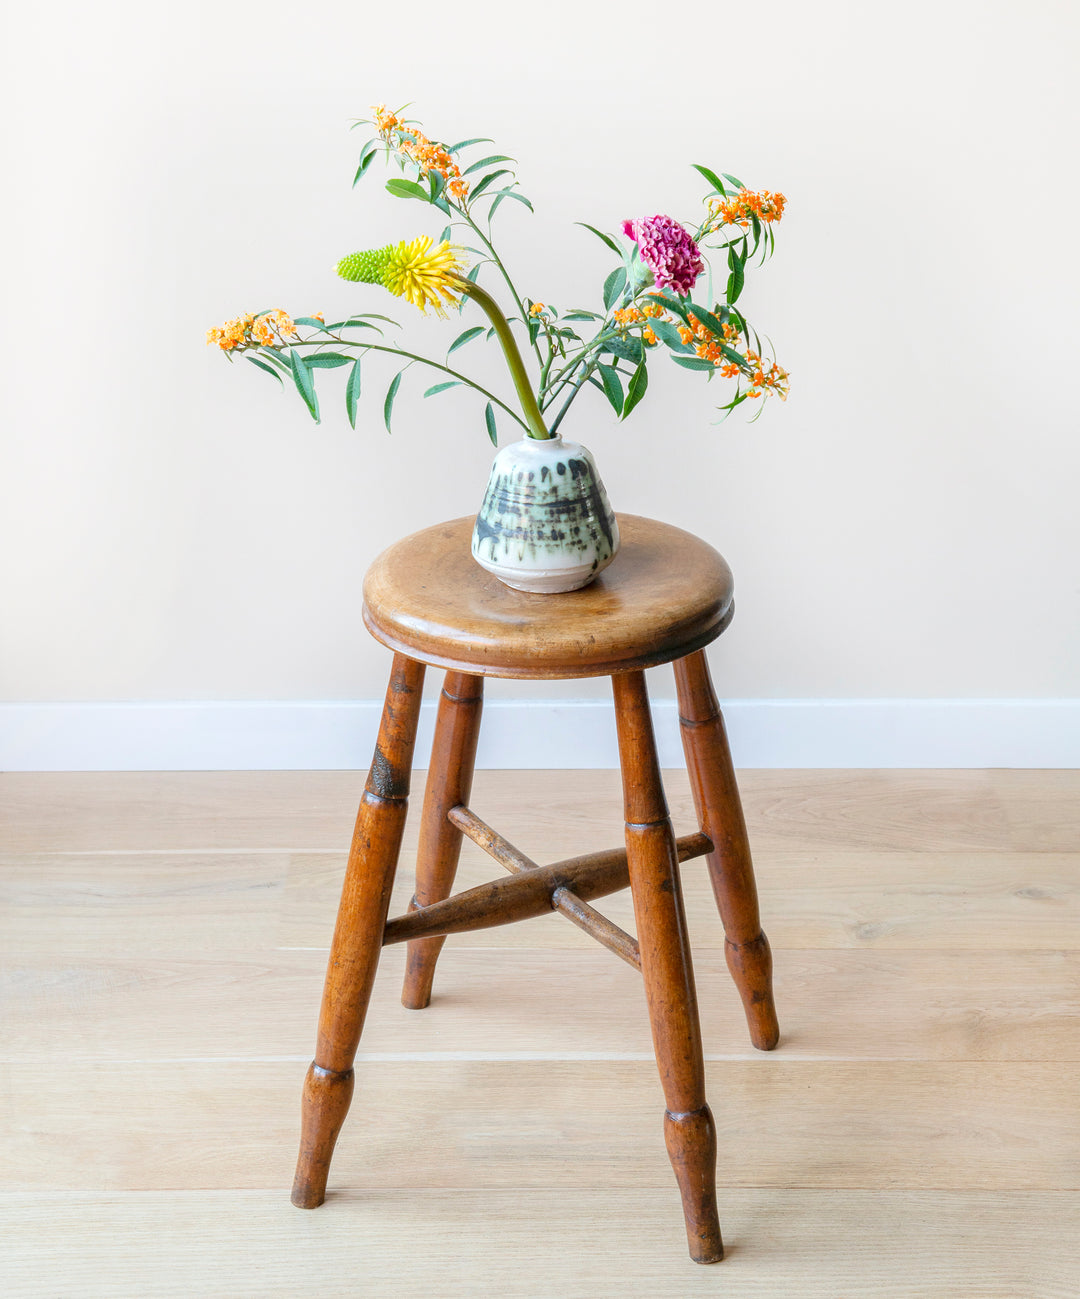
[
  {"x1": 423, "y1": 380, "x2": 461, "y2": 398},
  {"x1": 686, "y1": 303, "x2": 728, "y2": 338},
  {"x1": 602, "y1": 335, "x2": 643, "y2": 364},
  {"x1": 252, "y1": 348, "x2": 290, "y2": 372},
  {"x1": 643, "y1": 292, "x2": 692, "y2": 324},
  {"x1": 622, "y1": 360, "x2": 649, "y2": 419},
  {"x1": 247, "y1": 356, "x2": 284, "y2": 386},
  {"x1": 603, "y1": 267, "x2": 627, "y2": 310},
  {"x1": 438, "y1": 225, "x2": 452, "y2": 243},
  {"x1": 462, "y1": 154, "x2": 514, "y2": 176},
  {"x1": 726, "y1": 246, "x2": 745, "y2": 304},
  {"x1": 305, "y1": 353, "x2": 351, "y2": 369},
  {"x1": 563, "y1": 309, "x2": 603, "y2": 321},
  {"x1": 650, "y1": 319, "x2": 693, "y2": 351},
  {"x1": 445, "y1": 136, "x2": 493, "y2": 153},
  {"x1": 336, "y1": 312, "x2": 400, "y2": 328},
  {"x1": 428, "y1": 170, "x2": 446, "y2": 202},
  {"x1": 469, "y1": 169, "x2": 513, "y2": 200},
  {"x1": 672, "y1": 355, "x2": 718, "y2": 372},
  {"x1": 289, "y1": 351, "x2": 320, "y2": 422},
  {"x1": 484, "y1": 401, "x2": 498, "y2": 446},
  {"x1": 716, "y1": 391, "x2": 750, "y2": 417},
  {"x1": 352, "y1": 140, "x2": 380, "y2": 186},
  {"x1": 383, "y1": 371, "x2": 402, "y2": 432},
  {"x1": 596, "y1": 362, "x2": 624, "y2": 416},
  {"x1": 345, "y1": 358, "x2": 362, "y2": 428},
  {"x1": 722, "y1": 172, "x2": 746, "y2": 190},
  {"x1": 385, "y1": 178, "x2": 430, "y2": 202},
  {"x1": 448, "y1": 326, "x2": 485, "y2": 356},
  {"x1": 720, "y1": 344, "x2": 753, "y2": 373},
  {"x1": 291, "y1": 316, "x2": 330, "y2": 331},
  {"x1": 691, "y1": 163, "x2": 726, "y2": 195},
  {"x1": 488, "y1": 187, "x2": 534, "y2": 215},
  {"x1": 325, "y1": 318, "x2": 382, "y2": 334},
  {"x1": 576, "y1": 222, "x2": 622, "y2": 255}
]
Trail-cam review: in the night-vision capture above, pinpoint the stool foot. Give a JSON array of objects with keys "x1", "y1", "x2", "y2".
[
  {"x1": 402, "y1": 672, "x2": 483, "y2": 1010},
  {"x1": 674, "y1": 650, "x2": 780, "y2": 1052},
  {"x1": 665, "y1": 1105, "x2": 724, "y2": 1264},
  {"x1": 291, "y1": 655, "x2": 425, "y2": 1208},
  {"x1": 613, "y1": 671, "x2": 723, "y2": 1265},
  {"x1": 726, "y1": 933, "x2": 780, "y2": 1051},
  {"x1": 291, "y1": 1064, "x2": 354, "y2": 1208},
  {"x1": 402, "y1": 929, "x2": 447, "y2": 1010}
]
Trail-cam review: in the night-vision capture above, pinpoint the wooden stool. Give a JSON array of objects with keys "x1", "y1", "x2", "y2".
[{"x1": 290, "y1": 514, "x2": 779, "y2": 1264}]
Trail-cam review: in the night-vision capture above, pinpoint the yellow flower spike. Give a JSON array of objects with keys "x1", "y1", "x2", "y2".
[{"x1": 376, "y1": 236, "x2": 467, "y2": 317}]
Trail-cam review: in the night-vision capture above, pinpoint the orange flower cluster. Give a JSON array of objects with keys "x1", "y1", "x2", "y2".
[
  {"x1": 253, "y1": 309, "x2": 302, "y2": 347},
  {"x1": 529, "y1": 302, "x2": 546, "y2": 316},
  {"x1": 612, "y1": 299, "x2": 668, "y2": 346},
  {"x1": 206, "y1": 310, "x2": 305, "y2": 352},
  {"x1": 742, "y1": 351, "x2": 789, "y2": 399},
  {"x1": 372, "y1": 104, "x2": 469, "y2": 203},
  {"x1": 206, "y1": 313, "x2": 255, "y2": 352},
  {"x1": 678, "y1": 313, "x2": 788, "y2": 398},
  {"x1": 710, "y1": 188, "x2": 787, "y2": 227}
]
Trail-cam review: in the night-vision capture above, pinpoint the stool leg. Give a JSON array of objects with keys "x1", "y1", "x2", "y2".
[
  {"x1": 401, "y1": 671, "x2": 484, "y2": 1009},
  {"x1": 291, "y1": 654, "x2": 426, "y2": 1209},
  {"x1": 674, "y1": 650, "x2": 779, "y2": 1051},
  {"x1": 612, "y1": 670, "x2": 723, "y2": 1265}
]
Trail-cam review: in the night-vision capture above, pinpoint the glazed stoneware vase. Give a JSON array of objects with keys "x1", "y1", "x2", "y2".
[{"x1": 471, "y1": 433, "x2": 620, "y2": 593}]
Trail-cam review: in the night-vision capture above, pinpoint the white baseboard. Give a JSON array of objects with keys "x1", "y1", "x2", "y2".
[{"x1": 1, "y1": 698, "x2": 1077, "y2": 771}]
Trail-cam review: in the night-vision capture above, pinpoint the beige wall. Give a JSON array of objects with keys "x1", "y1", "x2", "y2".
[{"x1": 2, "y1": 0, "x2": 1077, "y2": 710}]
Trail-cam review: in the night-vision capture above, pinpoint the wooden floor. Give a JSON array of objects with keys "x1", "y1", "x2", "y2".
[{"x1": 2, "y1": 769, "x2": 1078, "y2": 1297}]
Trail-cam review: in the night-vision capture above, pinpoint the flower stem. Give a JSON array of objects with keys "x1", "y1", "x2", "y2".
[
  {"x1": 547, "y1": 365, "x2": 594, "y2": 435},
  {"x1": 285, "y1": 333, "x2": 531, "y2": 433},
  {"x1": 457, "y1": 278, "x2": 551, "y2": 440}
]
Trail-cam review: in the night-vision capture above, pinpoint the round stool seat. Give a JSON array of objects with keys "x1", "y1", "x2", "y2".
[{"x1": 362, "y1": 514, "x2": 734, "y2": 679}]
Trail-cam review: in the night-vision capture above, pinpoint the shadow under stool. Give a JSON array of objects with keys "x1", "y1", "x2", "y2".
[{"x1": 290, "y1": 513, "x2": 780, "y2": 1264}]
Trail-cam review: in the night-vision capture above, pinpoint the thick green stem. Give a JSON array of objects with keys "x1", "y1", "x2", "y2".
[
  {"x1": 457, "y1": 210, "x2": 545, "y2": 373},
  {"x1": 457, "y1": 278, "x2": 551, "y2": 440}
]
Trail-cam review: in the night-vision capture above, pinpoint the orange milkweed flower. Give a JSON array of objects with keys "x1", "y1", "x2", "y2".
[{"x1": 710, "y1": 188, "x2": 787, "y2": 228}]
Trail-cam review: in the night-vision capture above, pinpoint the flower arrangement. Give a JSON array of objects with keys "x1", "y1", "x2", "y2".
[{"x1": 207, "y1": 104, "x2": 788, "y2": 443}]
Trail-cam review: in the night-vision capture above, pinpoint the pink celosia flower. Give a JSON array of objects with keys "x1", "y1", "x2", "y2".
[{"x1": 622, "y1": 214, "x2": 704, "y2": 296}]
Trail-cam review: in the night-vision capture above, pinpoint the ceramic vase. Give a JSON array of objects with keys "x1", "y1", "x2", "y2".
[{"x1": 471, "y1": 433, "x2": 620, "y2": 593}]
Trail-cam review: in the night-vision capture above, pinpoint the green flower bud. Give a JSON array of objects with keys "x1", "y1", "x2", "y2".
[{"x1": 336, "y1": 246, "x2": 393, "y2": 284}]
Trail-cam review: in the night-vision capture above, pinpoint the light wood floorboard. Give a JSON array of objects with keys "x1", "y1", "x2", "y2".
[
  {"x1": 5, "y1": 1057, "x2": 1078, "y2": 1191},
  {"x1": 3, "y1": 947, "x2": 1079, "y2": 1063},
  {"x1": 2, "y1": 1191, "x2": 1077, "y2": 1299},
  {"x1": 1, "y1": 769, "x2": 1078, "y2": 1296},
  {"x1": 5, "y1": 768, "x2": 1077, "y2": 853},
  {"x1": 4, "y1": 847, "x2": 1077, "y2": 956}
]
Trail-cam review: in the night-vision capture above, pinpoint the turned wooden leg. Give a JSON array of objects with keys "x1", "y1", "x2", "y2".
[
  {"x1": 401, "y1": 671, "x2": 484, "y2": 1009},
  {"x1": 674, "y1": 650, "x2": 779, "y2": 1051},
  {"x1": 612, "y1": 670, "x2": 723, "y2": 1265},
  {"x1": 291, "y1": 654, "x2": 426, "y2": 1209}
]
